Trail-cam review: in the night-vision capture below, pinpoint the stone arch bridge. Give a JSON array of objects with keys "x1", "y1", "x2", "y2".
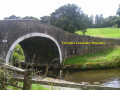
[{"x1": 0, "y1": 20, "x2": 120, "y2": 67}]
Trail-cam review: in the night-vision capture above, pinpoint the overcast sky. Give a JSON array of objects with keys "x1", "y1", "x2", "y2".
[{"x1": 0, "y1": 0, "x2": 120, "y2": 19}]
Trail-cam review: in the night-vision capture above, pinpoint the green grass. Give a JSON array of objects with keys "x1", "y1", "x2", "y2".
[
  {"x1": 7, "y1": 82, "x2": 23, "y2": 90},
  {"x1": 76, "y1": 28, "x2": 120, "y2": 38},
  {"x1": 63, "y1": 46, "x2": 120, "y2": 65},
  {"x1": 69, "y1": 28, "x2": 120, "y2": 69},
  {"x1": 32, "y1": 84, "x2": 50, "y2": 90},
  {"x1": 8, "y1": 83, "x2": 51, "y2": 90}
]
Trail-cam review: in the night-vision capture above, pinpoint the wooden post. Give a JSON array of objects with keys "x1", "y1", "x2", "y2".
[
  {"x1": 23, "y1": 69, "x2": 33, "y2": 90},
  {"x1": 60, "y1": 69, "x2": 62, "y2": 79}
]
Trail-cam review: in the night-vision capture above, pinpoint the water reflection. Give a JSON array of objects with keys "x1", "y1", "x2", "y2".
[
  {"x1": 101, "y1": 77, "x2": 120, "y2": 87},
  {"x1": 63, "y1": 68, "x2": 120, "y2": 88}
]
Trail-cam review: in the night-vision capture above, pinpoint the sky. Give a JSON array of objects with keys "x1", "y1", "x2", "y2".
[{"x1": 0, "y1": 0, "x2": 120, "y2": 20}]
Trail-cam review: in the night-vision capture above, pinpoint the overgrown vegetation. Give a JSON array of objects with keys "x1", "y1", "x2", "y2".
[
  {"x1": 13, "y1": 44, "x2": 25, "y2": 62},
  {"x1": 0, "y1": 68, "x2": 51, "y2": 90}
]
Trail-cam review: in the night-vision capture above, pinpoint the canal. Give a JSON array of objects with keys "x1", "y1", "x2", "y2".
[
  {"x1": 63, "y1": 68, "x2": 120, "y2": 88},
  {"x1": 20, "y1": 62, "x2": 120, "y2": 88}
]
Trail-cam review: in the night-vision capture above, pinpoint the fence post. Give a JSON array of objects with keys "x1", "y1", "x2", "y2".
[
  {"x1": 60, "y1": 69, "x2": 62, "y2": 79},
  {"x1": 23, "y1": 69, "x2": 33, "y2": 90}
]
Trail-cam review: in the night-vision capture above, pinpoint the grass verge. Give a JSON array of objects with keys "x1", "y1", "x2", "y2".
[
  {"x1": 62, "y1": 46, "x2": 120, "y2": 70},
  {"x1": 8, "y1": 83, "x2": 50, "y2": 90}
]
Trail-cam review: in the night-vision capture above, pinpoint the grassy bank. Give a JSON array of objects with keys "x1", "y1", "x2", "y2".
[
  {"x1": 63, "y1": 46, "x2": 120, "y2": 70},
  {"x1": 8, "y1": 83, "x2": 51, "y2": 90},
  {"x1": 76, "y1": 28, "x2": 120, "y2": 38}
]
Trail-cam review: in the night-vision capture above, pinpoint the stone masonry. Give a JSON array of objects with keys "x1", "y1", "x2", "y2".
[{"x1": 0, "y1": 20, "x2": 120, "y2": 67}]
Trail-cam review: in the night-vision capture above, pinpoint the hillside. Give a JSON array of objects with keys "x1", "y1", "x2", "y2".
[{"x1": 77, "y1": 28, "x2": 120, "y2": 38}]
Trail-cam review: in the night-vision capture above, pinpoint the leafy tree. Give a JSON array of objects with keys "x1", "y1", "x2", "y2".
[
  {"x1": 22, "y1": 16, "x2": 39, "y2": 20},
  {"x1": 116, "y1": 4, "x2": 120, "y2": 16},
  {"x1": 4, "y1": 15, "x2": 21, "y2": 19},
  {"x1": 103, "y1": 16, "x2": 118, "y2": 27},
  {"x1": 49, "y1": 4, "x2": 87, "y2": 34},
  {"x1": 114, "y1": 17, "x2": 120, "y2": 27},
  {"x1": 95, "y1": 14, "x2": 104, "y2": 27},
  {"x1": 98, "y1": 14, "x2": 104, "y2": 27},
  {"x1": 40, "y1": 16, "x2": 50, "y2": 24},
  {"x1": 95, "y1": 15, "x2": 99, "y2": 26},
  {"x1": 89, "y1": 15, "x2": 94, "y2": 26},
  {"x1": 83, "y1": 14, "x2": 94, "y2": 28}
]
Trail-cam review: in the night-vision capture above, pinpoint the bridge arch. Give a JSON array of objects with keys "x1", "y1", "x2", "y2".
[{"x1": 6, "y1": 33, "x2": 62, "y2": 65}]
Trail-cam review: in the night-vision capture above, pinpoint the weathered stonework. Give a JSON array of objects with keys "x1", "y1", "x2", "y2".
[{"x1": 0, "y1": 20, "x2": 120, "y2": 67}]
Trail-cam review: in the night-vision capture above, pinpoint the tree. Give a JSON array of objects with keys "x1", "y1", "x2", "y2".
[
  {"x1": 49, "y1": 4, "x2": 87, "y2": 34},
  {"x1": 22, "y1": 16, "x2": 39, "y2": 20},
  {"x1": 95, "y1": 14, "x2": 104, "y2": 27},
  {"x1": 40, "y1": 16, "x2": 50, "y2": 24},
  {"x1": 82, "y1": 14, "x2": 94, "y2": 28},
  {"x1": 99, "y1": 14, "x2": 104, "y2": 27},
  {"x1": 95, "y1": 14, "x2": 99, "y2": 27},
  {"x1": 114, "y1": 17, "x2": 120, "y2": 27},
  {"x1": 4, "y1": 15, "x2": 21, "y2": 19},
  {"x1": 116, "y1": 4, "x2": 120, "y2": 16},
  {"x1": 89, "y1": 15, "x2": 94, "y2": 24},
  {"x1": 103, "y1": 16, "x2": 118, "y2": 27}
]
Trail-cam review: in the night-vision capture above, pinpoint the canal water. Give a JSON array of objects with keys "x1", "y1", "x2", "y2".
[
  {"x1": 63, "y1": 68, "x2": 120, "y2": 88},
  {"x1": 21, "y1": 63, "x2": 120, "y2": 88}
]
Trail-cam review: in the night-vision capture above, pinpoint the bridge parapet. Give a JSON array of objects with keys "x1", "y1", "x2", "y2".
[{"x1": 0, "y1": 20, "x2": 120, "y2": 67}]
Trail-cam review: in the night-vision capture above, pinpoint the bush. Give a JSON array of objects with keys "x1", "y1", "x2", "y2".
[
  {"x1": 13, "y1": 44, "x2": 25, "y2": 62},
  {"x1": 14, "y1": 44, "x2": 24, "y2": 55}
]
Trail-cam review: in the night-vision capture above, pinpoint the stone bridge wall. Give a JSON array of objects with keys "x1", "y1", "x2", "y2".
[
  {"x1": 63, "y1": 34, "x2": 120, "y2": 60},
  {"x1": 0, "y1": 20, "x2": 120, "y2": 66}
]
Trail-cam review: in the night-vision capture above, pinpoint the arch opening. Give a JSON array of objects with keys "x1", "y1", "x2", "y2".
[{"x1": 6, "y1": 33, "x2": 62, "y2": 66}]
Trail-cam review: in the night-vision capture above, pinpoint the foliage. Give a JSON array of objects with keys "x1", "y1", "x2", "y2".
[
  {"x1": 4, "y1": 15, "x2": 39, "y2": 20},
  {"x1": 77, "y1": 28, "x2": 120, "y2": 38},
  {"x1": 0, "y1": 69, "x2": 5, "y2": 82},
  {"x1": 22, "y1": 16, "x2": 39, "y2": 20},
  {"x1": 81, "y1": 64, "x2": 86, "y2": 69},
  {"x1": 50, "y1": 4, "x2": 87, "y2": 33},
  {"x1": 40, "y1": 16, "x2": 50, "y2": 24},
  {"x1": 116, "y1": 4, "x2": 120, "y2": 16},
  {"x1": 4, "y1": 4, "x2": 120, "y2": 29},
  {"x1": 14, "y1": 44, "x2": 24, "y2": 55},
  {"x1": 13, "y1": 44, "x2": 25, "y2": 62},
  {"x1": 41, "y1": 4, "x2": 87, "y2": 34},
  {"x1": 0, "y1": 68, "x2": 51, "y2": 90},
  {"x1": 114, "y1": 17, "x2": 120, "y2": 28},
  {"x1": 87, "y1": 15, "x2": 94, "y2": 28},
  {"x1": 0, "y1": 68, "x2": 19, "y2": 89},
  {"x1": 4, "y1": 15, "x2": 21, "y2": 19},
  {"x1": 92, "y1": 4, "x2": 120, "y2": 28},
  {"x1": 81, "y1": 14, "x2": 119, "y2": 28},
  {"x1": 103, "y1": 16, "x2": 118, "y2": 27},
  {"x1": 95, "y1": 14, "x2": 104, "y2": 27}
]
